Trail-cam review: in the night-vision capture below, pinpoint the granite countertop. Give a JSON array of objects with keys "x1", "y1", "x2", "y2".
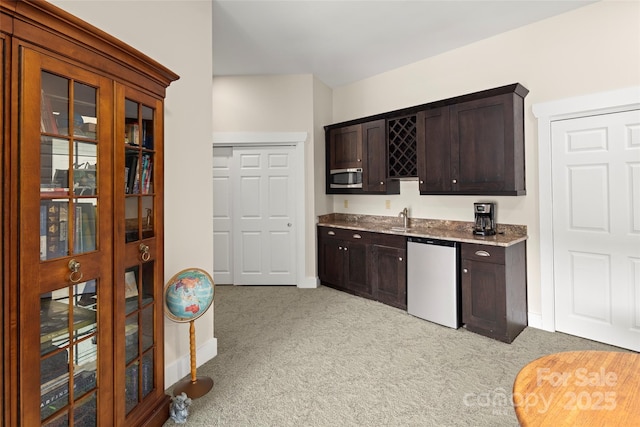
[{"x1": 317, "y1": 213, "x2": 527, "y2": 247}]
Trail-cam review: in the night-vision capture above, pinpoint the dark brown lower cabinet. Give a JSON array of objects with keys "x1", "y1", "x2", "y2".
[
  {"x1": 317, "y1": 227, "x2": 406, "y2": 308},
  {"x1": 317, "y1": 227, "x2": 372, "y2": 298},
  {"x1": 317, "y1": 232, "x2": 345, "y2": 288},
  {"x1": 369, "y1": 235, "x2": 406, "y2": 310},
  {"x1": 461, "y1": 242, "x2": 527, "y2": 343}
]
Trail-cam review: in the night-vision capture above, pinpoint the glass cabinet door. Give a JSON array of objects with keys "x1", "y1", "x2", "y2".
[
  {"x1": 116, "y1": 84, "x2": 164, "y2": 422},
  {"x1": 20, "y1": 48, "x2": 114, "y2": 427}
]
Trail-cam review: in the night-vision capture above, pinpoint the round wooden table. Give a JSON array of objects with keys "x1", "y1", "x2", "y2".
[{"x1": 512, "y1": 351, "x2": 640, "y2": 426}]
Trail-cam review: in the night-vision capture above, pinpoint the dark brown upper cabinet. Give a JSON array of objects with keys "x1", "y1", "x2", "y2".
[
  {"x1": 326, "y1": 120, "x2": 400, "y2": 195},
  {"x1": 328, "y1": 124, "x2": 363, "y2": 170},
  {"x1": 417, "y1": 84, "x2": 528, "y2": 195},
  {"x1": 325, "y1": 83, "x2": 528, "y2": 196},
  {"x1": 362, "y1": 120, "x2": 400, "y2": 193}
]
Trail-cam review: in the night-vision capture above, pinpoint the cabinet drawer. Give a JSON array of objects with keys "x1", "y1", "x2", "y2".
[
  {"x1": 373, "y1": 232, "x2": 407, "y2": 249},
  {"x1": 318, "y1": 226, "x2": 371, "y2": 243},
  {"x1": 461, "y1": 243, "x2": 505, "y2": 264}
]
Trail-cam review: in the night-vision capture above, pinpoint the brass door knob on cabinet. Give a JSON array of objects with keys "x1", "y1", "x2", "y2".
[
  {"x1": 68, "y1": 259, "x2": 83, "y2": 283},
  {"x1": 139, "y1": 243, "x2": 151, "y2": 262}
]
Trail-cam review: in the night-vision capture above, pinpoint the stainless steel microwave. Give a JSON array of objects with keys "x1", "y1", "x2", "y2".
[{"x1": 330, "y1": 168, "x2": 363, "y2": 189}]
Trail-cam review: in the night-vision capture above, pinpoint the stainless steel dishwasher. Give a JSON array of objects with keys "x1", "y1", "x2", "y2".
[{"x1": 407, "y1": 237, "x2": 460, "y2": 329}]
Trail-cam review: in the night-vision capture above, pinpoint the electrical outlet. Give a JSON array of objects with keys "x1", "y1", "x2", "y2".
[
  {"x1": 344, "y1": 199, "x2": 348, "y2": 209},
  {"x1": 385, "y1": 200, "x2": 391, "y2": 209}
]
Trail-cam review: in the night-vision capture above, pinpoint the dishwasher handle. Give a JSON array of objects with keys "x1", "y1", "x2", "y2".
[{"x1": 407, "y1": 237, "x2": 456, "y2": 247}]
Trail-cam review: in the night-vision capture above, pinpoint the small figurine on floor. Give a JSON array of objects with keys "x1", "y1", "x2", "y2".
[{"x1": 169, "y1": 392, "x2": 192, "y2": 424}]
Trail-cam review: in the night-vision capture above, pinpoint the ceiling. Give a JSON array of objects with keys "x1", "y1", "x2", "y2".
[{"x1": 213, "y1": 0, "x2": 597, "y2": 88}]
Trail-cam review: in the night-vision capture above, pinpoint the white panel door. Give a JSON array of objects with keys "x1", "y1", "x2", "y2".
[
  {"x1": 552, "y1": 110, "x2": 640, "y2": 351},
  {"x1": 232, "y1": 146, "x2": 296, "y2": 285},
  {"x1": 212, "y1": 147, "x2": 234, "y2": 284}
]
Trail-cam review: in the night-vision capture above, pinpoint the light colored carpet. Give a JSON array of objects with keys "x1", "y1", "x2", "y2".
[{"x1": 164, "y1": 285, "x2": 623, "y2": 426}]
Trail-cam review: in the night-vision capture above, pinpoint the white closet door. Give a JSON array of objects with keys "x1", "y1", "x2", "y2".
[
  {"x1": 212, "y1": 147, "x2": 234, "y2": 284},
  {"x1": 552, "y1": 109, "x2": 640, "y2": 351},
  {"x1": 232, "y1": 146, "x2": 297, "y2": 285}
]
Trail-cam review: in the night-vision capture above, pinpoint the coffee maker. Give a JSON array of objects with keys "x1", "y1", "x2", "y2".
[{"x1": 473, "y1": 202, "x2": 496, "y2": 236}]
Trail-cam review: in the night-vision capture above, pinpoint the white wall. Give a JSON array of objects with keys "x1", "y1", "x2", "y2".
[
  {"x1": 50, "y1": 0, "x2": 215, "y2": 387},
  {"x1": 212, "y1": 74, "x2": 313, "y2": 131},
  {"x1": 331, "y1": 0, "x2": 640, "y2": 323}
]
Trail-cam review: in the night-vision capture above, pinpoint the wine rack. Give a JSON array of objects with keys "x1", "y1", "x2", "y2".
[{"x1": 387, "y1": 115, "x2": 417, "y2": 178}]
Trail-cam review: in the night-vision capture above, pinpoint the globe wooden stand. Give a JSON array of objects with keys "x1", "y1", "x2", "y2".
[{"x1": 172, "y1": 320, "x2": 213, "y2": 399}]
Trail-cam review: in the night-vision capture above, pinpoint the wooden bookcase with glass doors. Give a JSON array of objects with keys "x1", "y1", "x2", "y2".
[{"x1": 1, "y1": 1, "x2": 179, "y2": 426}]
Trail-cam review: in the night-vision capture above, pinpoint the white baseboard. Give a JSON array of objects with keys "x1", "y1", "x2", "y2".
[
  {"x1": 164, "y1": 337, "x2": 218, "y2": 389},
  {"x1": 297, "y1": 276, "x2": 319, "y2": 288},
  {"x1": 527, "y1": 312, "x2": 543, "y2": 330}
]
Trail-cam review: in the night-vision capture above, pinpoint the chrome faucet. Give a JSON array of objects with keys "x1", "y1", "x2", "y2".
[{"x1": 398, "y1": 207, "x2": 409, "y2": 229}]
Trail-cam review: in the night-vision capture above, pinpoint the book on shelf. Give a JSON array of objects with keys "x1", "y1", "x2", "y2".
[
  {"x1": 40, "y1": 369, "x2": 96, "y2": 419},
  {"x1": 74, "y1": 205, "x2": 83, "y2": 253},
  {"x1": 44, "y1": 201, "x2": 68, "y2": 259},
  {"x1": 132, "y1": 166, "x2": 141, "y2": 194},
  {"x1": 40, "y1": 204, "x2": 47, "y2": 260},
  {"x1": 81, "y1": 204, "x2": 96, "y2": 252},
  {"x1": 124, "y1": 356, "x2": 154, "y2": 408},
  {"x1": 142, "y1": 357, "x2": 154, "y2": 396},
  {"x1": 40, "y1": 346, "x2": 68, "y2": 384},
  {"x1": 40, "y1": 90, "x2": 58, "y2": 134},
  {"x1": 140, "y1": 154, "x2": 153, "y2": 194},
  {"x1": 125, "y1": 122, "x2": 140, "y2": 145},
  {"x1": 141, "y1": 120, "x2": 154, "y2": 149},
  {"x1": 125, "y1": 364, "x2": 139, "y2": 408},
  {"x1": 125, "y1": 152, "x2": 139, "y2": 194},
  {"x1": 81, "y1": 122, "x2": 97, "y2": 139},
  {"x1": 41, "y1": 186, "x2": 69, "y2": 197},
  {"x1": 73, "y1": 204, "x2": 96, "y2": 254}
]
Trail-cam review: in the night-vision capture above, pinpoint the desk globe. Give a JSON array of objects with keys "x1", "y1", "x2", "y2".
[{"x1": 164, "y1": 268, "x2": 214, "y2": 398}]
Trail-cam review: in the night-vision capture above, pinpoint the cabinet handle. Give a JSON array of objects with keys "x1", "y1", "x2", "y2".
[
  {"x1": 338, "y1": 246, "x2": 342, "y2": 250},
  {"x1": 452, "y1": 179, "x2": 457, "y2": 184},
  {"x1": 328, "y1": 230, "x2": 335, "y2": 236},
  {"x1": 419, "y1": 180, "x2": 424, "y2": 184},
  {"x1": 353, "y1": 234, "x2": 362, "y2": 239},
  {"x1": 463, "y1": 268, "x2": 468, "y2": 273},
  {"x1": 399, "y1": 257, "x2": 403, "y2": 262},
  {"x1": 68, "y1": 259, "x2": 83, "y2": 283},
  {"x1": 475, "y1": 250, "x2": 491, "y2": 257},
  {"x1": 344, "y1": 247, "x2": 348, "y2": 251},
  {"x1": 139, "y1": 243, "x2": 151, "y2": 262},
  {"x1": 380, "y1": 181, "x2": 384, "y2": 185}
]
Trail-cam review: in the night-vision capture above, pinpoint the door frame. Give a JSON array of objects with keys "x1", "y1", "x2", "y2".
[
  {"x1": 533, "y1": 86, "x2": 640, "y2": 332},
  {"x1": 212, "y1": 132, "x2": 309, "y2": 287}
]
